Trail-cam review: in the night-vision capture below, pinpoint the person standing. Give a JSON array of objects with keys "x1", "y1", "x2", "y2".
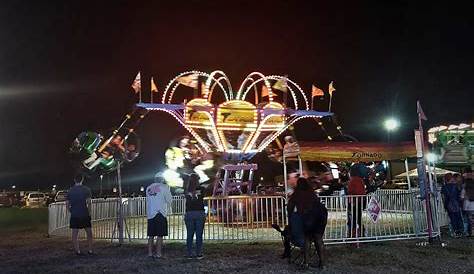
[
  {"x1": 460, "y1": 178, "x2": 474, "y2": 237},
  {"x1": 146, "y1": 173, "x2": 172, "y2": 258},
  {"x1": 184, "y1": 174, "x2": 206, "y2": 259},
  {"x1": 286, "y1": 177, "x2": 326, "y2": 268},
  {"x1": 441, "y1": 173, "x2": 463, "y2": 237},
  {"x1": 347, "y1": 166, "x2": 366, "y2": 239},
  {"x1": 454, "y1": 173, "x2": 470, "y2": 235},
  {"x1": 66, "y1": 174, "x2": 93, "y2": 255}
]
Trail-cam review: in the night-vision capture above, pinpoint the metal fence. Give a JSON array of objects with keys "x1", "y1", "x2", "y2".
[{"x1": 49, "y1": 189, "x2": 448, "y2": 244}]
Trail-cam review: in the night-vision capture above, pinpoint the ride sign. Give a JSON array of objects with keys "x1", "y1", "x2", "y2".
[{"x1": 367, "y1": 196, "x2": 381, "y2": 223}]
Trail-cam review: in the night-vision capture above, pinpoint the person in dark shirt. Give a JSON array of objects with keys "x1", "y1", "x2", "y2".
[
  {"x1": 184, "y1": 174, "x2": 206, "y2": 259},
  {"x1": 442, "y1": 173, "x2": 463, "y2": 237},
  {"x1": 286, "y1": 177, "x2": 326, "y2": 268},
  {"x1": 66, "y1": 174, "x2": 93, "y2": 255}
]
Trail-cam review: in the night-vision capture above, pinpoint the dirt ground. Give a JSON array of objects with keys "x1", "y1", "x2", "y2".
[{"x1": 0, "y1": 228, "x2": 472, "y2": 274}]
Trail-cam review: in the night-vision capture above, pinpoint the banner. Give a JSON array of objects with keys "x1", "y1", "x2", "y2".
[
  {"x1": 417, "y1": 157, "x2": 427, "y2": 199},
  {"x1": 367, "y1": 196, "x2": 381, "y2": 223},
  {"x1": 414, "y1": 129, "x2": 423, "y2": 158},
  {"x1": 299, "y1": 141, "x2": 417, "y2": 162}
]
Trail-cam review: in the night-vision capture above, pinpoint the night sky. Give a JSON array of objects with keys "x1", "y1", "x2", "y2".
[{"x1": 0, "y1": 1, "x2": 472, "y2": 190}]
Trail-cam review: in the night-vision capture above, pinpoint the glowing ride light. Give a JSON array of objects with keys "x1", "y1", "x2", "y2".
[{"x1": 137, "y1": 71, "x2": 333, "y2": 158}]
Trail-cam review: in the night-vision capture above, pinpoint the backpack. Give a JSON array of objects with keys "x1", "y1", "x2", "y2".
[{"x1": 302, "y1": 199, "x2": 328, "y2": 234}]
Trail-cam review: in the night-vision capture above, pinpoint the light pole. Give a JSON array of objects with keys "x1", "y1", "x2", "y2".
[
  {"x1": 383, "y1": 118, "x2": 400, "y2": 180},
  {"x1": 99, "y1": 174, "x2": 104, "y2": 197}
]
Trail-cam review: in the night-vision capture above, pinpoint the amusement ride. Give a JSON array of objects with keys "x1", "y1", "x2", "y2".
[{"x1": 69, "y1": 70, "x2": 390, "y2": 200}]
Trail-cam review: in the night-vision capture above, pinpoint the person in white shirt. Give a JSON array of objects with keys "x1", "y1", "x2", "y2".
[{"x1": 146, "y1": 173, "x2": 172, "y2": 258}]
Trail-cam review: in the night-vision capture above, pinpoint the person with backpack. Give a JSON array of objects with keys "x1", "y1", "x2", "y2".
[{"x1": 286, "y1": 177, "x2": 327, "y2": 268}]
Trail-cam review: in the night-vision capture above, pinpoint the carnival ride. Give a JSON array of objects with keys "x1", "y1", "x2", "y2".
[
  {"x1": 69, "y1": 70, "x2": 400, "y2": 198},
  {"x1": 69, "y1": 108, "x2": 148, "y2": 177},
  {"x1": 428, "y1": 122, "x2": 474, "y2": 167},
  {"x1": 133, "y1": 70, "x2": 334, "y2": 196}
]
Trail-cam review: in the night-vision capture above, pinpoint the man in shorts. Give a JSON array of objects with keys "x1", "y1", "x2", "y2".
[
  {"x1": 146, "y1": 173, "x2": 172, "y2": 258},
  {"x1": 66, "y1": 174, "x2": 93, "y2": 255}
]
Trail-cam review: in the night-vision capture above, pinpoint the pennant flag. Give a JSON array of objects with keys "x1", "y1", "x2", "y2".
[
  {"x1": 328, "y1": 81, "x2": 336, "y2": 96},
  {"x1": 177, "y1": 74, "x2": 199, "y2": 89},
  {"x1": 261, "y1": 85, "x2": 275, "y2": 97},
  {"x1": 131, "y1": 72, "x2": 141, "y2": 93},
  {"x1": 417, "y1": 100, "x2": 428, "y2": 121},
  {"x1": 272, "y1": 77, "x2": 288, "y2": 92},
  {"x1": 151, "y1": 77, "x2": 158, "y2": 93},
  {"x1": 312, "y1": 85, "x2": 324, "y2": 97}
]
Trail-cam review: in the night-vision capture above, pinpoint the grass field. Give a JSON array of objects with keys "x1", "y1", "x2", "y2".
[
  {"x1": 0, "y1": 207, "x2": 48, "y2": 232},
  {"x1": 0, "y1": 208, "x2": 473, "y2": 273}
]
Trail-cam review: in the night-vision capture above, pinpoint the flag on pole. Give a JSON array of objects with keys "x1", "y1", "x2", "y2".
[
  {"x1": 151, "y1": 77, "x2": 158, "y2": 93},
  {"x1": 417, "y1": 100, "x2": 428, "y2": 121},
  {"x1": 311, "y1": 85, "x2": 324, "y2": 97},
  {"x1": 261, "y1": 85, "x2": 276, "y2": 97},
  {"x1": 177, "y1": 74, "x2": 199, "y2": 89},
  {"x1": 328, "y1": 81, "x2": 336, "y2": 96},
  {"x1": 131, "y1": 72, "x2": 141, "y2": 93},
  {"x1": 272, "y1": 77, "x2": 288, "y2": 92}
]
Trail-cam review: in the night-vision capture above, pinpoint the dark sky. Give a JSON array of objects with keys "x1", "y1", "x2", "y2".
[{"x1": 0, "y1": 1, "x2": 473, "y2": 189}]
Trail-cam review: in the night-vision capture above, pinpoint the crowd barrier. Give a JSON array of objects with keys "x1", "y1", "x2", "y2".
[{"x1": 48, "y1": 189, "x2": 449, "y2": 244}]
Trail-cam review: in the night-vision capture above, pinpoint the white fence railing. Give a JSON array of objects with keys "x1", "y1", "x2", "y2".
[{"x1": 49, "y1": 189, "x2": 449, "y2": 244}]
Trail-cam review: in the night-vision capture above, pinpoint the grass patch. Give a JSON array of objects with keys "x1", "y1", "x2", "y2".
[{"x1": 0, "y1": 207, "x2": 48, "y2": 233}]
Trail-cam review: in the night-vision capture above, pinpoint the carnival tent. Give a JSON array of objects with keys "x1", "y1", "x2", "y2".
[
  {"x1": 395, "y1": 166, "x2": 458, "y2": 178},
  {"x1": 299, "y1": 141, "x2": 417, "y2": 162}
]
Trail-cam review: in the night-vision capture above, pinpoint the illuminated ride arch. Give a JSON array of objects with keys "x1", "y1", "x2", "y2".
[
  {"x1": 162, "y1": 70, "x2": 233, "y2": 104},
  {"x1": 137, "y1": 71, "x2": 332, "y2": 159},
  {"x1": 239, "y1": 75, "x2": 310, "y2": 111}
]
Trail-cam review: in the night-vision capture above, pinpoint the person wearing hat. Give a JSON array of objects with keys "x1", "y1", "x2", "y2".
[{"x1": 146, "y1": 173, "x2": 172, "y2": 258}]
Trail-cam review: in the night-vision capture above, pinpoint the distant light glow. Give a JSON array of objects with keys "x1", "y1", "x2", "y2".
[{"x1": 384, "y1": 118, "x2": 400, "y2": 131}]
